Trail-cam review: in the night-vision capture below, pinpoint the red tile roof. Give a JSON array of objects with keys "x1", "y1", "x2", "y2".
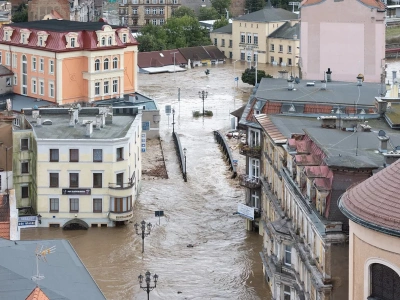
[
  {"x1": 137, "y1": 50, "x2": 187, "y2": 68},
  {"x1": 254, "y1": 114, "x2": 287, "y2": 144},
  {"x1": 303, "y1": 104, "x2": 333, "y2": 114},
  {"x1": 26, "y1": 287, "x2": 50, "y2": 300},
  {"x1": 340, "y1": 159, "x2": 400, "y2": 233},
  {"x1": 295, "y1": 154, "x2": 320, "y2": 165},
  {"x1": 262, "y1": 102, "x2": 282, "y2": 114}
]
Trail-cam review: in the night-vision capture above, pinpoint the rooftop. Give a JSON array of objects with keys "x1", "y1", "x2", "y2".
[
  {"x1": 268, "y1": 21, "x2": 300, "y2": 39},
  {"x1": 234, "y1": 7, "x2": 298, "y2": 22},
  {"x1": 339, "y1": 158, "x2": 400, "y2": 237},
  {"x1": 211, "y1": 23, "x2": 232, "y2": 34},
  {"x1": 0, "y1": 238, "x2": 105, "y2": 299},
  {"x1": 137, "y1": 49, "x2": 187, "y2": 68}
]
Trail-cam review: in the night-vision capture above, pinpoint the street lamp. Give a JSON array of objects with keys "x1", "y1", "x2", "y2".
[
  {"x1": 138, "y1": 270, "x2": 158, "y2": 300},
  {"x1": 171, "y1": 51, "x2": 178, "y2": 80},
  {"x1": 0, "y1": 143, "x2": 12, "y2": 198},
  {"x1": 198, "y1": 90, "x2": 208, "y2": 117},
  {"x1": 172, "y1": 108, "x2": 175, "y2": 134},
  {"x1": 183, "y1": 147, "x2": 187, "y2": 182},
  {"x1": 134, "y1": 220, "x2": 152, "y2": 253}
]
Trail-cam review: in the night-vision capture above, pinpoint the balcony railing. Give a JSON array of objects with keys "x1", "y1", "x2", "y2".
[
  {"x1": 239, "y1": 175, "x2": 261, "y2": 189},
  {"x1": 239, "y1": 145, "x2": 261, "y2": 158},
  {"x1": 108, "y1": 209, "x2": 133, "y2": 221},
  {"x1": 109, "y1": 182, "x2": 134, "y2": 190}
]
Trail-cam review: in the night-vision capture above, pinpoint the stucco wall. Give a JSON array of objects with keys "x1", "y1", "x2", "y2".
[
  {"x1": 300, "y1": 0, "x2": 385, "y2": 83},
  {"x1": 349, "y1": 220, "x2": 400, "y2": 300}
]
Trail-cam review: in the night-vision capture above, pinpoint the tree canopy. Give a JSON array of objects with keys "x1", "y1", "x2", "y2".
[
  {"x1": 172, "y1": 6, "x2": 197, "y2": 18},
  {"x1": 241, "y1": 68, "x2": 273, "y2": 86},
  {"x1": 210, "y1": 0, "x2": 231, "y2": 16},
  {"x1": 198, "y1": 7, "x2": 219, "y2": 21},
  {"x1": 12, "y1": 3, "x2": 28, "y2": 23},
  {"x1": 245, "y1": 0, "x2": 265, "y2": 13},
  {"x1": 213, "y1": 17, "x2": 229, "y2": 30}
]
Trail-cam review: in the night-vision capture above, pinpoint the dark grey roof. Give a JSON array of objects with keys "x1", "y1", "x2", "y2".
[
  {"x1": 212, "y1": 23, "x2": 232, "y2": 34},
  {"x1": 0, "y1": 65, "x2": 13, "y2": 77},
  {"x1": 323, "y1": 155, "x2": 378, "y2": 169},
  {"x1": 178, "y1": 45, "x2": 225, "y2": 61},
  {"x1": 0, "y1": 239, "x2": 105, "y2": 299},
  {"x1": 255, "y1": 78, "x2": 381, "y2": 106},
  {"x1": 234, "y1": 8, "x2": 298, "y2": 22},
  {"x1": 10, "y1": 20, "x2": 123, "y2": 32},
  {"x1": 0, "y1": 93, "x2": 55, "y2": 112},
  {"x1": 268, "y1": 21, "x2": 300, "y2": 39},
  {"x1": 94, "y1": 92, "x2": 158, "y2": 110}
]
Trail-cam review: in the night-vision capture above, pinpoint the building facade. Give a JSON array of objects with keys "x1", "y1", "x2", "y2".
[
  {"x1": 28, "y1": 0, "x2": 70, "y2": 21},
  {"x1": 0, "y1": 20, "x2": 138, "y2": 104},
  {"x1": 23, "y1": 106, "x2": 142, "y2": 228},
  {"x1": 339, "y1": 159, "x2": 400, "y2": 300},
  {"x1": 300, "y1": 0, "x2": 386, "y2": 82}
]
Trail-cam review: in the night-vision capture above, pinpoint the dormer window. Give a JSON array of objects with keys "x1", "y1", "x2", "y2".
[
  {"x1": 65, "y1": 32, "x2": 80, "y2": 49},
  {"x1": 108, "y1": 36, "x2": 112, "y2": 45},
  {"x1": 117, "y1": 28, "x2": 130, "y2": 43},
  {"x1": 36, "y1": 31, "x2": 49, "y2": 47},
  {"x1": 39, "y1": 37, "x2": 43, "y2": 46},
  {"x1": 71, "y1": 38, "x2": 76, "y2": 47},
  {"x1": 19, "y1": 29, "x2": 31, "y2": 44},
  {"x1": 122, "y1": 34, "x2": 127, "y2": 43},
  {"x1": 3, "y1": 26, "x2": 14, "y2": 42},
  {"x1": 101, "y1": 37, "x2": 106, "y2": 46}
]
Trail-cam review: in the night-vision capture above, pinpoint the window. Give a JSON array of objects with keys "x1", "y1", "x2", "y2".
[
  {"x1": 247, "y1": 34, "x2": 251, "y2": 44},
  {"x1": 271, "y1": 44, "x2": 275, "y2": 52},
  {"x1": 50, "y1": 198, "x2": 59, "y2": 212},
  {"x1": 21, "y1": 55, "x2": 27, "y2": 95},
  {"x1": 70, "y1": 198, "x2": 79, "y2": 212},
  {"x1": 21, "y1": 162, "x2": 29, "y2": 174},
  {"x1": 250, "y1": 158, "x2": 260, "y2": 178},
  {"x1": 370, "y1": 263, "x2": 400, "y2": 300},
  {"x1": 251, "y1": 190, "x2": 260, "y2": 209},
  {"x1": 113, "y1": 79, "x2": 118, "y2": 93},
  {"x1": 0, "y1": 52, "x2": 2, "y2": 64},
  {"x1": 108, "y1": 36, "x2": 112, "y2": 45},
  {"x1": 116, "y1": 147, "x2": 124, "y2": 161},
  {"x1": 229, "y1": 40, "x2": 232, "y2": 48},
  {"x1": 116, "y1": 173, "x2": 124, "y2": 186},
  {"x1": 111, "y1": 196, "x2": 132, "y2": 213},
  {"x1": 71, "y1": 37, "x2": 76, "y2": 47},
  {"x1": 14, "y1": 75, "x2": 17, "y2": 86},
  {"x1": 93, "y1": 198, "x2": 102, "y2": 213},
  {"x1": 240, "y1": 52, "x2": 245, "y2": 60},
  {"x1": 32, "y1": 79, "x2": 37, "y2": 94},
  {"x1": 32, "y1": 57, "x2": 36, "y2": 71},
  {"x1": 69, "y1": 173, "x2": 79, "y2": 188},
  {"x1": 49, "y1": 60, "x2": 54, "y2": 74},
  {"x1": 95, "y1": 82, "x2": 100, "y2": 95},
  {"x1": 39, "y1": 58, "x2": 44, "y2": 72},
  {"x1": 153, "y1": 8, "x2": 157, "y2": 14},
  {"x1": 101, "y1": 37, "x2": 106, "y2": 46},
  {"x1": 254, "y1": 34, "x2": 258, "y2": 45},
  {"x1": 93, "y1": 149, "x2": 102, "y2": 162},
  {"x1": 133, "y1": 8, "x2": 137, "y2": 14},
  {"x1": 254, "y1": 53, "x2": 258, "y2": 63},
  {"x1": 69, "y1": 149, "x2": 79, "y2": 162},
  {"x1": 104, "y1": 58, "x2": 109, "y2": 70},
  {"x1": 93, "y1": 173, "x2": 102, "y2": 188},
  {"x1": 288, "y1": 58, "x2": 292, "y2": 66},
  {"x1": 12, "y1": 53, "x2": 16, "y2": 68},
  {"x1": 104, "y1": 81, "x2": 109, "y2": 94},
  {"x1": 221, "y1": 39, "x2": 225, "y2": 47},
  {"x1": 152, "y1": 19, "x2": 157, "y2": 25},
  {"x1": 271, "y1": 56, "x2": 275, "y2": 63},
  {"x1": 38, "y1": 36, "x2": 43, "y2": 46},
  {"x1": 113, "y1": 57, "x2": 118, "y2": 69},
  {"x1": 49, "y1": 173, "x2": 59, "y2": 187},
  {"x1": 21, "y1": 186, "x2": 29, "y2": 198},
  {"x1": 94, "y1": 59, "x2": 100, "y2": 71},
  {"x1": 214, "y1": 38, "x2": 217, "y2": 46},
  {"x1": 159, "y1": 0, "x2": 164, "y2": 3},
  {"x1": 21, "y1": 138, "x2": 28, "y2": 150},
  {"x1": 39, "y1": 79, "x2": 43, "y2": 94},
  {"x1": 229, "y1": 52, "x2": 232, "y2": 59},
  {"x1": 145, "y1": 8, "x2": 150, "y2": 14},
  {"x1": 160, "y1": 8, "x2": 164, "y2": 14},
  {"x1": 50, "y1": 149, "x2": 59, "y2": 162},
  {"x1": 240, "y1": 32, "x2": 245, "y2": 43},
  {"x1": 160, "y1": 19, "x2": 164, "y2": 25},
  {"x1": 283, "y1": 285, "x2": 291, "y2": 300},
  {"x1": 284, "y1": 245, "x2": 292, "y2": 266},
  {"x1": 49, "y1": 82, "x2": 54, "y2": 98},
  {"x1": 288, "y1": 45, "x2": 292, "y2": 53},
  {"x1": 279, "y1": 45, "x2": 283, "y2": 52},
  {"x1": 132, "y1": 0, "x2": 138, "y2": 3},
  {"x1": 5, "y1": 52, "x2": 10, "y2": 66}
]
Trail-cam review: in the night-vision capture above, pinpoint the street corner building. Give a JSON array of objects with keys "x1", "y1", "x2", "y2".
[
  {"x1": 339, "y1": 158, "x2": 400, "y2": 300},
  {"x1": 0, "y1": 19, "x2": 139, "y2": 104}
]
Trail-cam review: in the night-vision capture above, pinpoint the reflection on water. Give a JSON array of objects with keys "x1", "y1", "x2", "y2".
[{"x1": 22, "y1": 61, "x2": 277, "y2": 300}]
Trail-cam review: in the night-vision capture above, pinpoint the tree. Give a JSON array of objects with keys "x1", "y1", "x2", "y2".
[
  {"x1": 213, "y1": 17, "x2": 229, "y2": 30},
  {"x1": 137, "y1": 24, "x2": 167, "y2": 52},
  {"x1": 172, "y1": 6, "x2": 197, "y2": 18},
  {"x1": 210, "y1": 0, "x2": 231, "y2": 16},
  {"x1": 241, "y1": 68, "x2": 273, "y2": 86},
  {"x1": 245, "y1": 0, "x2": 265, "y2": 13},
  {"x1": 198, "y1": 7, "x2": 219, "y2": 21},
  {"x1": 12, "y1": 3, "x2": 28, "y2": 23}
]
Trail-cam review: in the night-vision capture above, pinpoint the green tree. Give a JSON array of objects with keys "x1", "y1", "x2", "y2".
[
  {"x1": 137, "y1": 23, "x2": 167, "y2": 52},
  {"x1": 210, "y1": 0, "x2": 231, "y2": 16},
  {"x1": 212, "y1": 17, "x2": 229, "y2": 30},
  {"x1": 172, "y1": 6, "x2": 197, "y2": 18},
  {"x1": 12, "y1": 3, "x2": 28, "y2": 23},
  {"x1": 198, "y1": 7, "x2": 219, "y2": 21},
  {"x1": 245, "y1": 0, "x2": 265, "y2": 13},
  {"x1": 241, "y1": 68, "x2": 272, "y2": 86}
]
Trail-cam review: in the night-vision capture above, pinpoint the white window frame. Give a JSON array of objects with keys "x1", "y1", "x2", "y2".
[
  {"x1": 247, "y1": 33, "x2": 251, "y2": 44},
  {"x1": 249, "y1": 158, "x2": 260, "y2": 179},
  {"x1": 284, "y1": 245, "x2": 292, "y2": 266},
  {"x1": 39, "y1": 58, "x2": 44, "y2": 72},
  {"x1": 283, "y1": 284, "x2": 291, "y2": 300},
  {"x1": 104, "y1": 81, "x2": 109, "y2": 94},
  {"x1": 113, "y1": 57, "x2": 118, "y2": 69},
  {"x1": 12, "y1": 53, "x2": 16, "y2": 68},
  {"x1": 32, "y1": 78, "x2": 37, "y2": 94},
  {"x1": 49, "y1": 59, "x2": 54, "y2": 74},
  {"x1": 279, "y1": 44, "x2": 283, "y2": 52},
  {"x1": 49, "y1": 81, "x2": 54, "y2": 98},
  {"x1": 39, "y1": 80, "x2": 44, "y2": 95},
  {"x1": 13, "y1": 75, "x2": 17, "y2": 86},
  {"x1": 32, "y1": 57, "x2": 36, "y2": 71},
  {"x1": 71, "y1": 37, "x2": 76, "y2": 48},
  {"x1": 240, "y1": 32, "x2": 245, "y2": 43},
  {"x1": 251, "y1": 190, "x2": 260, "y2": 209},
  {"x1": 112, "y1": 79, "x2": 118, "y2": 93},
  {"x1": 5, "y1": 52, "x2": 10, "y2": 66},
  {"x1": 271, "y1": 44, "x2": 275, "y2": 52},
  {"x1": 249, "y1": 129, "x2": 260, "y2": 147},
  {"x1": 95, "y1": 82, "x2": 100, "y2": 95}
]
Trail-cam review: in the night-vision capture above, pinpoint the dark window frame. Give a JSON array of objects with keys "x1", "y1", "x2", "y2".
[
  {"x1": 49, "y1": 173, "x2": 59, "y2": 187},
  {"x1": 93, "y1": 173, "x2": 102, "y2": 188},
  {"x1": 50, "y1": 198, "x2": 59, "y2": 212},
  {"x1": 21, "y1": 162, "x2": 29, "y2": 174},
  {"x1": 93, "y1": 198, "x2": 102, "y2": 213},
  {"x1": 69, "y1": 173, "x2": 79, "y2": 188},
  {"x1": 69, "y1": 198, "x2": 79, "y2": 212},
  {"x1": 50, "y1": 149, "x2": 59, "y2": 162},
  {"x1": 21, "y1": 186, "x2": 29, "y2": 198},
  {"x1": 69, "y1": 149, "x2": 79, "y2": 162},
  {"x1": 20, "y1": 138, "x2": 28, "y2": 150},
  {"x1": 93, "y1": 149, "x2": 103, "y2": 162}
]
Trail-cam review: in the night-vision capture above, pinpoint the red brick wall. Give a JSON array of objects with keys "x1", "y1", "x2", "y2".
[{"x1": 28, "y1": 0, "x2": 70, "y2": 21}]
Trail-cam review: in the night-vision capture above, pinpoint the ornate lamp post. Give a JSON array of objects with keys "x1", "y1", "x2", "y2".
[
  {"x1": 172, "y1": 108, "x2": 175, "y2": 134},
  {"x1": 134, "y1": 220, "x2": 152, "y2": 253},
  {"x1": 198, "y1": 90, "x2": 208, "y2": 117},
  {"x1": 183, "y1": 147, "x2": 187, "y2": 182},
  {"x1": 138, "y1": 271, "x2": 158, "y2": 300}
]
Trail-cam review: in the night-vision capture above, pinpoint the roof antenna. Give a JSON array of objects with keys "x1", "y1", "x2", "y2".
[{"x1": 32, "y1": 244, "x2": 56, "y2": 286}]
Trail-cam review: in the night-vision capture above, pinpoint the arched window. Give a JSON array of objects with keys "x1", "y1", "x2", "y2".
[
  {"x1": 108, "y1": 36, "x2": 112, "y2": 45},
  {"x1": 113, "y1": 57, "x2": 118, "y2": 69},
  {"x1": 104, "y1": 58, "x2": 109, "y2": 70},
  {"x1": 370, "y1": 263, "x2": 400, "y2": 300},
  {"x1": 94, "y1": 59, "x2": 100, "y2": 71},
  {"x1": 101, "y1": 37, "x2": 106, "y2": 46}
]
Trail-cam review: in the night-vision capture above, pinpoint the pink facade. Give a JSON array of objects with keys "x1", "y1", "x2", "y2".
[{"x1": 300, "y1": 0, "x2": 386, "y2": 83}]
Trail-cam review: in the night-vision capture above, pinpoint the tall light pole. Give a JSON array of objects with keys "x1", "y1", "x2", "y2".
[
  {"x1": 198, "y1": 90, "x2": 208, "y2": 117},
  {"x1": 0, "y1": 143, "x2": 12, "y2": 198},
  {"x1": 138, "y1": 271, "x2": 158, "y2": 300},
  {"x1": 233, "y1": 59, "x2": 239, "y2": 90},
  {"x1": 183, "y1": 147, "x2": 187, "y2": 182},
  {"x1": 171, "y1": 51, "x2": 178, "y2": 81},
  {"x1": 134, "y1": 220, "x2": 152, "y2": 253},
  {"x1": 172, "y1": 108, "x2": 175, "y2": 134}
]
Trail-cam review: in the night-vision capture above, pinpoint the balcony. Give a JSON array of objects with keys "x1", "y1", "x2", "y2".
[
  {"x1": 108, "y1": 182, "x2": 134, "y2": 197},
  {"x1": 239, "y1": 145, "x2": 261, "y2": 158},
  {"x1": 239, "y1": 175, "x2": 261, "y2": 189},
  {"x1": 108, "y1": 209, "x2": 133, "y2": 221},
  {"x1": 109, "y1": 182, "x2": 134, "y2": 189}
]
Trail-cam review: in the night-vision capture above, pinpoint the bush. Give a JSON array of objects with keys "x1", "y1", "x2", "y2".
[
  {"x1": 204, "y1": 110, "x2": 213, "y2": 116},
  {"x1": 193, "y1": 111, "x2": 201, "y2": 117}
]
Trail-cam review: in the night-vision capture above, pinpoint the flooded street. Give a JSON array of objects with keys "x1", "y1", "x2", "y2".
[{"x1": 21, "y1": 61, "x2": 290, "y2": 300}]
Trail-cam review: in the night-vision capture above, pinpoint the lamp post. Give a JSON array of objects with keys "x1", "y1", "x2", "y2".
[
  {"x1": 138, "y1": 270, "x2": 158, "y2": 300},
  {"x1": 134, "y1": 220, "x2": 152, "y2": 253},
  {"x1": 0, "y1": 143, "x2": 12, "y2": 198},
  {"x1": 233, "y1": 59, "x2": 239, "y2": 90},
  {"x1": 172, "y1": 108, "x2": 175, "y2": 134},
  {"x1": 183, "y1": 147, "x2": 187, "y2": 182},
  {"x1": 198, "y1": 90, "x2": 208, "y2": 117},
  {"x1": 171, "y1": 51, "x2": 178, "y2": 81}
]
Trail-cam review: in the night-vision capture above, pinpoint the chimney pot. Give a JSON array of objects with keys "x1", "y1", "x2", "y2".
[
  {"x1": 85, "y1": 121, "x2": 93, "y2": 137},
  {"x1": 36, "y1": 115, "x2": 42, "y2": 127},
  {"x1": 378, "y1": 135, "x2": 390, "y2": 153}
]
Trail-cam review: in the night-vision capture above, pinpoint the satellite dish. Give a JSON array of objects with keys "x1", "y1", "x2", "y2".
[
  {"x1": 395, "y1": 145, "x2": 400, "y2": 151},
  {"x1": 378, "y1": 130, "x2": 386, "y2": 137}
]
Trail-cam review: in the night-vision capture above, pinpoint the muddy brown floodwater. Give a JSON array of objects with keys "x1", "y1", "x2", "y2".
[{"x1": 21, "y1": 60, "x2": 290, "y2": 300}]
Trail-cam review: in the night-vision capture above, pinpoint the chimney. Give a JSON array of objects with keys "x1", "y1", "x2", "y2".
[
  {"x1": 321, "y1": 80, "x2": 327, "y2": 90},
  {"x1": 95, "y1": 115, "x2": 102, "y2": 130},
  {"x1": 378, "y1": 132, "x2": 390, "y2": 153},
  {"x1": 36, "y1": 115, "x2": 42, "y2": 127},
  {"x1": 383, "y1": 152, "x2": 400, "y2": 166},
  {"x1": 357, "y1": 76, "x2": 363, "y2": 86},
  {"x1": 105, "y1": 106, "x2": 113, "y2": 124},
  {"x1": 101, "y1": 113, "x2": 106, "y2": 127},
  {"x1": 85, "y1": 121, "x2": 93, "y2": 137},
  {"x1": 69, "y1": 109, "x2": 75, "y2": 127},
  {"x1": 326, "y1": 68, "x2": 332, "y2": 82},
  {"x1": 287, "y1": 76, "x2": 294, "y2": 90}
]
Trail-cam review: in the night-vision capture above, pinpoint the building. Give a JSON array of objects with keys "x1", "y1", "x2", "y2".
[
  {"x1": 18, "y1": 105, "x2": 142, "y2": 228},
  {"x1": 339, "y1": 158, "x2": 400, "y2": 300},
  {"x1": 299, "y1": 0, "x2": 386, "y2": 83},
  {"x1": 70, "y1": 0, "x2": 95, "y2": 22},
  {"x1": 267, "y1": 21, "x2": 299, "y2": 67},
  {"x1": 210, "y1": 6, "x2": 298, "y2": 65},
  {"x1": 0, "y1": 238, "x2": 106, "y2": 299},
  {"x1": 178, "y1": 45, "x2": 225, "y2": 67},
  {"x1": 137, "y1": 49, "x2": 187, "y2": 73},
  {"x1": 118, "y1": 0, "x2": 180, "y2": 32},
  {"x1": 0, "y1": 19, "x2": 138, "y2": 104},
  {"x1": 28, "y1": 0, "x2": 70, "y2": 21}
]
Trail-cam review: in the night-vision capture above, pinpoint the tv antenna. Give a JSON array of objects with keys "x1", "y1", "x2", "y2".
[{"x1": 32, "y1": 244, "x2": 56, "y2": 286}]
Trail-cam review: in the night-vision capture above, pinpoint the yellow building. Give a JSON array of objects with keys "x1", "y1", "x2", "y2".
[
  {"x1": 23, "y1": 105, "x2": 143, "y2": 228},
  {"x1": 210, "y1": 7, "x2": 298, "y2": 65}
]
